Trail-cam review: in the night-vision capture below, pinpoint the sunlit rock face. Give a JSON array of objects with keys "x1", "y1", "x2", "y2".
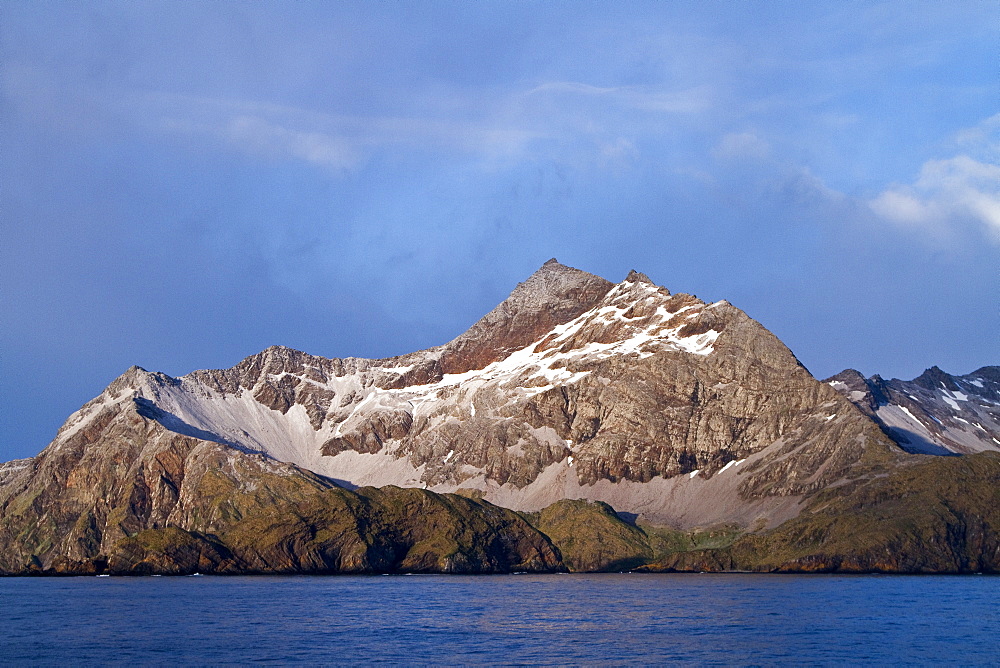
[{"x1": 2, "y1": 260, "x2": 904, "y2": 573}]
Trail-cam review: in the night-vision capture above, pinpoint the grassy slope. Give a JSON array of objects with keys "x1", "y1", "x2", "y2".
[
  {"x1": 643, "y1": 452, "x2": 1000, "y2": 573},
  {"x1": 522, "y1": 499, "x2": 741, "y2": 572}
]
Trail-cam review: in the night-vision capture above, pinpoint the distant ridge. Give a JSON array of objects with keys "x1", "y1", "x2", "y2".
[{"x1": 826, "y1": 365, "x2": 1000, "y2": 455}]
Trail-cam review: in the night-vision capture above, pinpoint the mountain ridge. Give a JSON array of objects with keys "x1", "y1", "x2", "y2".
[
  {"x1": 2, "y1": 260, "x2": 996, "y2": 574},
  {"x1": 44, "y1": 262, "x2": 892, "y2": 526},
  {"x1": 825, "y1": 365, "x2": 1000, "y2": 455}
]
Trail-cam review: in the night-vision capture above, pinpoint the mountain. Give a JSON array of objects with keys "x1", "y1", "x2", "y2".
[
  {"x1": 0, "y1": 412, "x2": 562, "y2": 575},
  {"x1": 825, "y1": 366, "x2": 1000, "y2": 455},
  {"x1": 1, "y1": 260, "x2": 997, "y2": 574}
]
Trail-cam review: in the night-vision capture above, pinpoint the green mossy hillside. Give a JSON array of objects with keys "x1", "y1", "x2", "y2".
[
  {"x1": 523, "y1": 499, "x2": 650, "y2": 571},
  {"x1": 106, "y1": 527, "x2": 238, "y2": 575},
  {"x1": 523, "y1": 499, "x2": 741, "y2": 572},
  {"x1": 642, "y1": 451, "x2": 1000, "y2": 573}
]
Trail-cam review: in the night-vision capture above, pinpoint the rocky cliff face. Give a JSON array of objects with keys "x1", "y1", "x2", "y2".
[
  {"x1": 1, "y1": 260, "x2": 940, "y2": 574},
  {"x1": 826, "y1": 366, "x2": 1000, "y2": 455}
]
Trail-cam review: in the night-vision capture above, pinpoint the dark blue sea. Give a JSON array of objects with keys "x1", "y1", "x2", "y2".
[{"x1": 2, "y1": 573, "x2": 998, "y2": 665}]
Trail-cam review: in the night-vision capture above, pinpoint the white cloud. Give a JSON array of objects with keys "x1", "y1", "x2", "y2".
[
  {"x1": 869, "y1": 113, "x2": 1000, "y2": 242},
  {"x1": 870, "y1": 155, "x2": 1000, "y2": 242}
]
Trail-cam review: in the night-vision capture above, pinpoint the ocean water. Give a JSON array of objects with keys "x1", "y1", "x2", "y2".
[{"x1": 2, "y1": 573, "x2": 998, "y2": 665}]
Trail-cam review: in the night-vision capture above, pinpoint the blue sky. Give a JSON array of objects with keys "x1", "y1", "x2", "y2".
[{"x1": 2, "y1": 0, "x2": 998, "y2": 461}]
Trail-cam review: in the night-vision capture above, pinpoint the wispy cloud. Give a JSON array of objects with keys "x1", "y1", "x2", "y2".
[
  {"x1": 952, "y1": 113, "x2": 1000, "y2": 159},
  {"x1": 148, "y1": 90, "x2": 544, "y2": 170},
  {"x1": 526, "y1": 81, "x2": 712, "y2": 114},
  {"x1": 712, "y1": 132, "x2": 771, "y2": 161},
  {"x1": 224, "y1": 115, "x2": 358, "y2": 170},
  {"x1": 146, "y1": 78, "x2": 714, "y2": 174},
  {"x1": 527, "y1": 82, "x2": 618, "y2": 96}
]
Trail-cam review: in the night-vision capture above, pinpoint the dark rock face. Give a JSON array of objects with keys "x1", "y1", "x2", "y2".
[{"x1": 826, "y1": 366, "x2": 1000, "y2": 455}]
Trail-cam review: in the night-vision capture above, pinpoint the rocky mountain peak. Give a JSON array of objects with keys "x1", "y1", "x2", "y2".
[
  {"x1": 826, "y1": 368, "x2": 865, "y2": 385},
  {"x1": 438, "y1": 260, "x2": 614, "y2": 374},
  {"x1": 912, "y1": 365, "x2": 960, "y2": 392},
  {"x1": 823, "y1": 369, "x2": 890, "y2": 413},
  {"x1": 971, "y1": 366, "x2": 1000, "y2": 384},
  {"x1": 624, "y1": 269, "x2": 655, "y2": 285},
  {"x1": 4, "y1": 259, "x2": 998, "y2": 576},
  {"x1": 510, "y1": 259, "x2": 612, "y2": 307}
]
